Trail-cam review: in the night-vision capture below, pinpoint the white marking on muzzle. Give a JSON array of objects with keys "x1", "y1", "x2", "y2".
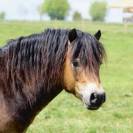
[{"x1": 77, "y1": 83, "x2": 104, "y2": 107}]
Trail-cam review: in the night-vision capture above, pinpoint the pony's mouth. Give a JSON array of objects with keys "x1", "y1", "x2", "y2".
[
  {"x1": 87, "y1": 107, "x2": 99, "y2": 110},
  {"x1": 85, "y1": 104, "x2": 100, "y2": 110}
]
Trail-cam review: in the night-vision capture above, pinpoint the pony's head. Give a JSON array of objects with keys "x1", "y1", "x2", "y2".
[{"x1": 64, "y1": 29, "x2": 106, "y2": 110}]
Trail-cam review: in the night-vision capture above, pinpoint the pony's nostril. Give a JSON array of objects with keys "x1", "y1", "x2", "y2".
[
  {"x1": 97, "y1": 93, "x2": 106, "y2": 104},
  {"x1": 87, "y1": 92, "x2": 106, "y2": 110},
  {"x1": 90, "y1": 92, "x2": 97, "y2": 104}
]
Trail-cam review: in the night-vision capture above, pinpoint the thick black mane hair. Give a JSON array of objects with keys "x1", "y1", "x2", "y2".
[
  {"x1": 5, "y1": 29, "x2": 69, "y2": 84},
  {"x1": 3, "y1": 29, "x2": 105, "y2": 84},
  {"x1": 0, "y1": 28, "x2": 105, "y2": 131},
  {"x1": 1, "y1": 29, "x2": 70, "y2": 129},
  {"x1": 72, "y1": 31, "x2": 105, "y2": 74}
]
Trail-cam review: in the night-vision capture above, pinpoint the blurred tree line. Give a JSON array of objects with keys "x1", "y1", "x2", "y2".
[
  {"x1": 73, "y1": 11, "x2": 82, "y2": 21},
  {"x1": 0, "y1": 0, "x2": 107, "y2": 22},
  {"x1": 89, "y1": 1, "x2": 107, "y2": 21},
  {"x1": 39, "y1": 0, "x2": 70, "y2": 20},
  {"x1": 39, "y1": 0, "x2": 107, "y2": 22},
  {"x1": 0, "y1": 12, "x2": 5, "y2": 21}
]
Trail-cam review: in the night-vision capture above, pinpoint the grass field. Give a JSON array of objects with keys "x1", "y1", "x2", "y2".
[{"x1": 0, "y1": 21, "x2": 133, "y2": 133}]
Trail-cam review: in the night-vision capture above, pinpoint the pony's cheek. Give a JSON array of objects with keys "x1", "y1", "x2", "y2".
[
  {"x1": 63, "y1": 57, "x2": 76, "y2": 93},
  {"x1": 63, "y1": 67, "x2": 75, "y2": 92}
]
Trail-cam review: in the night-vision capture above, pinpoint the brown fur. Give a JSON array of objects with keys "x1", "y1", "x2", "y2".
[
  {"x1": 0, "y1": 28, "x2": 105, "y2": 132},
  {"x1": 64, "y1": 45, "x2": 75, "y2": 93}
]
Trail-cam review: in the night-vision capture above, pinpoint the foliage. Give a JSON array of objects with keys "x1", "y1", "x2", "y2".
[
  {"x1": 90, "y1": 1, "x2": 107, "y2": 21},
  {"x1": 0, "y1": 12, "x2": 5, "y2": 20},
  {"x1": 73, "y1": 11, "x2": 82, "y2": 21},
  {"x1": 40, "y1": 0, "x2": 70, "y2": 20}
]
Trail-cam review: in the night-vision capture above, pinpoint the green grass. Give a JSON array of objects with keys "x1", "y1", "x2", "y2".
[{"x1": 0, "y1": 21, "x2": 133, "y2": 133}]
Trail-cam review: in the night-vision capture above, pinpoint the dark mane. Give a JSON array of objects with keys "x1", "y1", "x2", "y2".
[
  {"x1": 5, "y1": 29, "x2": 69, "y2": 81},
  {"x1": 3, "y1": 29, "x2": 105, "y2": 82},
  {"x1": 4, "y1": 29, "x2": 69, "y2": 88},
  {"x1": 0, "y1": 29, "x2": 70, "y2": 128}
]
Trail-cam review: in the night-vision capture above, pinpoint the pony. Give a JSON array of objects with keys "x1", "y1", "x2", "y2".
[{"x1": 0, "y1": 28, "x2": 106, "y2": 132}]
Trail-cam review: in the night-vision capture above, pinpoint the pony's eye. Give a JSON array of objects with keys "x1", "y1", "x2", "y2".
[{"x1": 72, "y1": 60, "x2": 80, "y2": 67}]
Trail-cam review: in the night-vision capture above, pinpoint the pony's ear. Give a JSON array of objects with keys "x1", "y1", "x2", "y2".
[
  {"x1": 94, "y1": 30, "x2": 101, "y2": 40},
  {"x1": 68, "y1": 29, "x2": 77, "y2": 43}
]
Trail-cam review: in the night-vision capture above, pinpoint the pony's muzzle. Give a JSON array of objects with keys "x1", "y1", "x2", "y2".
[
  {"x1": 88, "y1": 92, "x2": 106, "y2": 110},
  {"x1": 76, "y1": 83, "x2": 106, "y2": 110}
]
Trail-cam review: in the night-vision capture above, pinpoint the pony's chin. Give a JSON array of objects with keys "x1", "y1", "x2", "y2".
[
  {"x1": 86, "y1": 106, "x2": 99, "y2": 110},
  {"x1": 84, "y1": 104, "x2": 100, "y2": 110}
]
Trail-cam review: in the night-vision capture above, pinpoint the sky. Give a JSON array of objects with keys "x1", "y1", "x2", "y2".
[
  {"x1": 0, "y1": 0, "x2": 124, "y2": 22},
  {"x1": 0, "y1": 0, "x2": 42, "y2": 20}
]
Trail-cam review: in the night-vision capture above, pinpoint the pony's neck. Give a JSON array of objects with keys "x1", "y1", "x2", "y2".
[
  {"x1": 1, "y1": 30, "x2": 68, "y2": 131},
  {"x1": 12, "y1": 82, "x2": 63, "y2": 131}
]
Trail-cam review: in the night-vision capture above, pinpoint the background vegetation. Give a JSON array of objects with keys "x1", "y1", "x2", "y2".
[
  {"x1": 40, "y1": 0, "x2": 69, "y2": 20},
  {"x1": 0, "y1": 21, "x2": 133, "y2": 133},
  {"x1": 73, "y1": 11, "x2": 82, "y2": 21},
  {"x1": 90, "y1": 1, "x2": 107, "y2": 21},
  {"x1": 0, "y1": 12, "x2": 5, "y2": 21}
]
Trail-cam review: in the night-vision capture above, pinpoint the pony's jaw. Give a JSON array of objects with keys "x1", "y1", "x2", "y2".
[{"x1": 75, "y1": 83, "x2": 106, "y2": 110}]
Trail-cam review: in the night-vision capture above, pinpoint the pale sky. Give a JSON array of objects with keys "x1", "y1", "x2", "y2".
[
  {"x1": 0, "y1": 0, "x2": 42, "y2": 20},
  {"x1": 0, "y1": 0, "x2": 123, "y2": 22}
]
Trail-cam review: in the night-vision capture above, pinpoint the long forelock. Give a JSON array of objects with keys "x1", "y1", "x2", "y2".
[{"x1": 73, "y1": 32, "x2": 106, "y2": 73}]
